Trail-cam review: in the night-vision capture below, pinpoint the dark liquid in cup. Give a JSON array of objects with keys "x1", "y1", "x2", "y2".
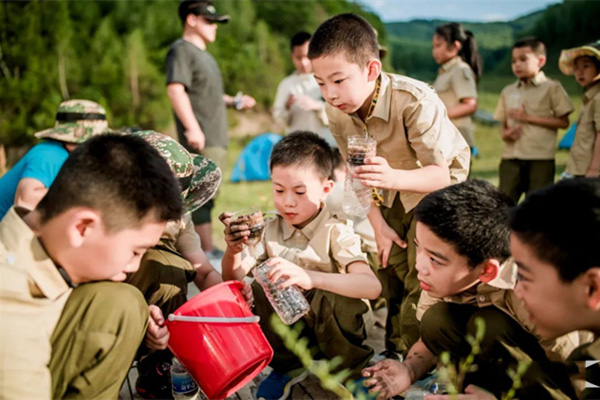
[
  {"x1": 347, "y1": 144, "x2": 375, "y2": 167},
  {"x1": 231, "y1": 211, "x2": 265, "y2": 240}
]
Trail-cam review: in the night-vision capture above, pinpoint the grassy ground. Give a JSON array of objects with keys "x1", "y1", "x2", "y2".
[{"x1": 211, "y1": 84, "x2": 582, "y2": 249}]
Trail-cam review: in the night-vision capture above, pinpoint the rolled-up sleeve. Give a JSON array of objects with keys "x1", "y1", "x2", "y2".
[{"x1": 329, "y1": 223, "x2": 367, "y2": 273}]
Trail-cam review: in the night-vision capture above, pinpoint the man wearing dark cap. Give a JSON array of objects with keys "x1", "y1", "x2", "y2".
[{"x1": 166, "y1": 0, "x2": 256, "y2": 259}]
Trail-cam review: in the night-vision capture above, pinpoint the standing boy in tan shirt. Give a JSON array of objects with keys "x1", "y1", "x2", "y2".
[
  {"x1": 308, "y1": 13, "x2": 470, "y2": 360},
  {"x1": 494, "y1": 37, "x2": 574, "y2": 203},
  {"x1": 559, "y1": 41, "x2": 600, "y2": 178}
]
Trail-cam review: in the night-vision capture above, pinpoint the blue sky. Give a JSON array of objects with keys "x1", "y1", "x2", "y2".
[{"x1": 358, "y1": 0, "x2": 561, "y2": 22}]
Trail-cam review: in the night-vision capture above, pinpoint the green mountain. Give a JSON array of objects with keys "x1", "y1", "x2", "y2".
[{"x1": 385, "y1": 10, "x2": 544, "y2": 81}]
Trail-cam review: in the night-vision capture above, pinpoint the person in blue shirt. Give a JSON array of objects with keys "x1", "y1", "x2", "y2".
[{"x1": 0, "y1": 100, "x2": 109, "y2": 220}]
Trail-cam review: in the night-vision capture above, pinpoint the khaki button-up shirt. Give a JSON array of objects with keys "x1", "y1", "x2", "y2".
[
  {"x1": 566, "y1": 83, "x2": 600, "y2": 175},
  {"x1": 494, "y1": 72, "x2": 574, "y2": 160},
  {"x1": 161, "y1": 212, "x2": 201, "y2": 254},
  {"x1": 433, "y1": 56, "x2": 478, "y2": 130},
  {"x1": 242, "y1": 207, "x2": 367, "y2": 275},
  {"x1": 327, "y1": 72, "x2": 470, "y2": 212},
  {"x1": 416, "y1": 259, "x2": 583, "y2": 363},
  {"x1": 0, "y1": 207, "x2": 72, "y2": 399}
]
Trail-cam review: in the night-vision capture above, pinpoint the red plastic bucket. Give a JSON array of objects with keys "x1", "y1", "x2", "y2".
[{"x1": 165, "y1": 281, "x2": 273, "y2": 399}]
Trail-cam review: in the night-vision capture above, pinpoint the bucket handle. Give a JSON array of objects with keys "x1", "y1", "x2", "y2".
[{"x1": 167, "y1": 314, "x2": 260, "y2": 324}]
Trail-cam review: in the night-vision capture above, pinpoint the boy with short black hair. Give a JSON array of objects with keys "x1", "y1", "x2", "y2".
[
  {"x1": 559, "y1": 41, "x2": 600, "y2": 178},
  {"x1": 494, "y1": 37, "x2": 574, "y2": 203},
  {"x1": 273, "y1": 31, "x2": 331, "y2": 143},
  {"x1": 510, "y1": 178, "x2": 600, "y2": 399},
  {"x1": 363, "y1": 179, "x2": 581, "y2": 399},
  {"x1": 220, "y1": 131, "x2": 382, "y2": 399},
  {"x1": 309, "y1": 13, "x2": 470, "y2": 360},
  {"x1": 0, "y1": 134, "x2": 183, "y2": 399}
]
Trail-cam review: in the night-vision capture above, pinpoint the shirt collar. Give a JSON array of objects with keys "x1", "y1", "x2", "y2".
[
  {"x1": 584, "y1": 81, "x2": 600, "y2": 104},
  {"x1": 440, "y1": 56, "x2": 461, "y2": 72},
  {"x1": 517, "y1": 71, "x2": 547, "y2": 87},
  {"x1": 280, "y1": 206, "x2": 329, "y2": 241},
  {"x1": 371, "y1": 72, "x2": 392, "y2": 122},
  {"x1": 0, "y1": 207, "x2": 70, "y2": 300},
  {"x1": 487, "y1": 258, "x2": 517, "y2": 290}
]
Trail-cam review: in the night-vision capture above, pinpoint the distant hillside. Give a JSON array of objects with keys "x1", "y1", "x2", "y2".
[{"x1": 385, "y1": 10, "x2": 544, "y2": 80}]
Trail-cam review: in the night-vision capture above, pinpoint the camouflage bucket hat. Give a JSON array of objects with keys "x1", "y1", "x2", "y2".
[
  {"x1": 559, "y1": 40, "x2": 600, "y2": 75},
  {"x1": 35, "y1": 99, "x2": 110, "y2": 144},
  {"x1": 184, "y1": 153, "x2": 222, "y2": 214},
  {"x1": 131, "y1": 130, "x2": 221, "y2": 214}
]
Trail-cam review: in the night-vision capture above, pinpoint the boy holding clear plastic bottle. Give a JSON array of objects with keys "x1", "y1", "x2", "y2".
[
  {"x1": 494, "y1": 37, "x2": 574, "y2": 203},
  {"x1": 219, "y1": 131, "x2": 381, "y2": 399},
  {"x1": 308, "y1": 13, "x2": 470, "y2": 362}
]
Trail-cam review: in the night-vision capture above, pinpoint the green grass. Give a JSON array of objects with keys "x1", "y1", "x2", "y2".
[{"x1": 211, "y1": 84, "x2": 583, "y2": 248}]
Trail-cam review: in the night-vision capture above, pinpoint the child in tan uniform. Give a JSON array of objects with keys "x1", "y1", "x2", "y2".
[{"x1": 432, "y1": 22, "x2": 482, "y2": 152}]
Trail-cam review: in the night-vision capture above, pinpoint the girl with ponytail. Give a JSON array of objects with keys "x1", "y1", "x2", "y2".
[{"x1": 432, "y1": 22, "x2": 482, "y2": 151}]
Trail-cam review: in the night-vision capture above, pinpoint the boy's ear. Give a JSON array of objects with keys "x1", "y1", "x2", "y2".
[
  {"x1": 185, "y1": 13, "x2": 197, "y2": 28},
  {"x1": 65, "y1": 208, "x2": 104, "y2": 248},
  {"x1": 584, "y1": 267, "x2": 600, "y2": 311},
  {"x1": 321, "y1": 179, "x2": 334, "y2": 197},
  {"x1": 478, "y1": 259, "x2": 500, "y2": 284},
  {"x1": 537, "y1": 55, "x2": 547, "y2": 69},
  {"x1": 366, "y1": 58, "x2": 382, "y2": 82}
]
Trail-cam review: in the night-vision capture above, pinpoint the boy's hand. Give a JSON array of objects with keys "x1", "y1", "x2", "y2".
[
  {"x1": 239, "y1": 95, "x2": 256, "y2": 110},
  {"x1": 355, "y1": 156, "x2": 399, "y2": 191},
  {"x1": 241, "y1": 280, "x2": 254, "y2": 307},
  {"x1": 267, "y1": 257, "x2": 314, "y2": 290},
  {"x1": 425, "y1": 385, "x2": 496, "y2": 400},
  {"x1": 218, "y1": 212, "x2": 249, "y2": 254},
  {"x1": 184, "y1": 127, "x2": 205, "y2": 152},
  {"x1": 362, "y1": 359, "x2": 412, "y2": 399},
  {"x1": 374, "y1": 221, "x2": 407, "y2": 268},
  {"x1": 145, "y1": 305, "x2": 169, "y2": 350},
  {"x1": 501, "y1": 125, "x2": 521, "y2": 142},
  {"x1": 508, "y1": 105, "x2": 529, "y2": 123},
  {"x1": 586, "y1": 168, "x2": 600, "y2": 178}
]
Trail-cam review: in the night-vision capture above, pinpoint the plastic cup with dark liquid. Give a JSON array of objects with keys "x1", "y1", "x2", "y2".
[{"x1": 229, "y1": 207, "x2": 265, "y2": 257}]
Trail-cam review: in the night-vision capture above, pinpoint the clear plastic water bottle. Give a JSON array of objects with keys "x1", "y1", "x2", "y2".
[
  {"x1": 342, "y1": 172, "x2": 373, "y2": 218},
  {"x1": 254, "y1": 260, "x2": 310, "y2": 325},
  {"x1": 343, "y1": 135, "x2": 376, "y2": 218},
  {"x1": 171, "y1": 357, "x2": 199, "y2": 400}
]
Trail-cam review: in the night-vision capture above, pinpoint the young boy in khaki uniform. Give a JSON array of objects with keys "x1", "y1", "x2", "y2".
[
  {"x1": 363, "y1": 180, "x2": 582, "y2": 400},
  {"x1": 0, "y1": 134, "x2": 183, "y2": 399},
  {"x1": 510, "y1": 178, "x2": 600, "y2": 400},
  {"x1": 559, "y1": 41, "x2": 600, "y2": 179},
  {"x1": 220, "y1": 131, "x2": 382, "y2": 399},
  {"x1": 308, "y1": 13, "x2": 470, "y2": 360},
  {"x1": 494, "y1": 37, "x2": 574, "y2": 203}
]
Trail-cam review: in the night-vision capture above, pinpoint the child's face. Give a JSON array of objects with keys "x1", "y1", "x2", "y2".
[
  {"x1": 511, "y1": 46, "x2": 545, "y2": 80},
  {"x1": 432, "y1": 34, "x2": 459, "y2": 65},
  {"x1": 414, "y1": 222, "x2": 486, "y2": 298},
  {"x1": 46, "y1": 210, "x2": 166, "y2": 284},
  {"x1": 291, "y1": 42, "x2": 312, "y2": 75},
  {"x1": 511, "y1": 233, "x2": 586, "y2": 339},
  {"x1": 271, "y1": 164, "x2": 332, "y2": 228},
  {"x1": 312, "y1": 53, "x2": 379, "y2": 115},
  {"x1": 573, "y1": 56, "x2": 600, "y2": 88}
]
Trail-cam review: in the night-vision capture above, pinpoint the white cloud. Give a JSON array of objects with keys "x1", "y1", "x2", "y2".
[{"x1": 482, "y1": 13, "x2": 507, "y2": 21}]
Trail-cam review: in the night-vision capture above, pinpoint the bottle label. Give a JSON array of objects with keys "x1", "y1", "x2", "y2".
[{"x1": 172, "y1": 371, "x2": 198, "y2": 394}]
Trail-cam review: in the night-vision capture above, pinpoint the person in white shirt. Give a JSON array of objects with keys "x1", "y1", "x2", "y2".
[{"x1": 272, "y1": 31, "x2": 333, "y2": 144}]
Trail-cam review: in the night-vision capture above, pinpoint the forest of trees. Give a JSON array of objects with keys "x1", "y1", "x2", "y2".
[
  {"x1": 1, "y1": 0, "x2": 599, "y2": 149},
  {"x1": 0, "y1": 0, "x2": 386, "y2": 147}
]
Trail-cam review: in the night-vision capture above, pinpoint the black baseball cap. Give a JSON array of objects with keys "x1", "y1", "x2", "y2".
[{"x1": 178, "y1": 1, "x2": 230, "y2": 24}]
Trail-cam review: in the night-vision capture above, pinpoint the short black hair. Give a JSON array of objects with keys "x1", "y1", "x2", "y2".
[
  {"x1": 415, "y1": 179, "x2": 514, "y2": 268},
  {"x1": 37, "y1": 134, "x2": 183, "y2": 231},
  {"x1": 291, "y1": 31, "x2": 311, "y2": 50},
  {"x1": 513, "y1": 37, "x2": 546, "y2": 57},
  {"x1": 308, "y1": 13, "x2": 379, "y2": 66},
  {"x1": 270, "y1": 131, "x2": 333, "y2": 181},
  {"x1": 509, "y1": 178, "x2": 600, "y2": 283}
]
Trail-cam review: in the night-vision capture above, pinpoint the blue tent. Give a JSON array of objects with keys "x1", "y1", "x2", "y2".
[
  {"x1": 558, "y1": 123, "x2": 577, "y2": 150},
  {"x1": 230, "y1": 133, "x2": 282, "y2": 182}
]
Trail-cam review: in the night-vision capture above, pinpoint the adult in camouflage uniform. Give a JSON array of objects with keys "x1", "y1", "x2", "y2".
[
  {"x1": 0, "y1": 100, "x2": 109, "y2": 220},
  {"x1": 124, "y1": 131, "x2": 234, "y2": 399}
]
